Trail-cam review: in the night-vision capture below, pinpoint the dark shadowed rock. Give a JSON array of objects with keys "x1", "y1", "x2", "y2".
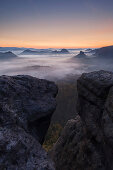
[
  {"x1": 77, "y1": 70, "x2": 113, "y2": 137},
  {"x1": 51, "y1": 116, "x2": 105, "y2": 170},
  {"x1": 0, "y1": 75, "x2": 58, "y2": 144},
  {"x1": 51, "y1": 70, "x2": 113, "y2": 170},
  {"x1": 0, "y1": 126, "x2": 55, "y2": 170},
  {"x1": 0, "y1": 75, "x2": 57, "y2": 169}
]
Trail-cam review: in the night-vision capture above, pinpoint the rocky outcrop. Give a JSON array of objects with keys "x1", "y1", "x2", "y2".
[
  {"x1": 51, "y1": 70, "x2": 113, "y2": 170},
  {"x1": 0, "y1": 75, "x2": 57, "y2": 169},
  {"x1": 75, "y1": 51, "x2": 87, "y2": 58}
]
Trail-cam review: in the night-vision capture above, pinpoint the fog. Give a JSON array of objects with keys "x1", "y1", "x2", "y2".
[{"x1": 0, "y1": 49, "x2": 113, "y2": 81}]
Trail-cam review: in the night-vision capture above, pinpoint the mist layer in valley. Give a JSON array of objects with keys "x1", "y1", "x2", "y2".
[
  {"x1": 1, "y1": 46, "x2": 113, "y2": 125},
  {"x1": 1, "y1": 48, "x2": 113, "y2": 81}
]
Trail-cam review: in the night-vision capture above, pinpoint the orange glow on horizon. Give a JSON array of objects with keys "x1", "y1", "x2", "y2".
[
  {"x1": 0, "y1": 41, "x2": 113, "y2": 49},
  {"x1": 0, "y1": 44, "x2": 113, "y2": 49},
  {"x1": 1, "y1": 16, "x2": 113, "y2": 49},
  {"x1": 1, "y1": 0, "x2": 113, "y2": 50}
]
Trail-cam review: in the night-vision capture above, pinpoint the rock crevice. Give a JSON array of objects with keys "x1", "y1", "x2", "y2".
[{"x1": 51, "y1": 70, "x2": 113, "y2": 170}]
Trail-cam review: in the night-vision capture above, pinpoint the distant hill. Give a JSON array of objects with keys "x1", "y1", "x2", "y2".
[
  {"x1": 0, "y1": 51, "x2": 17, "y2": 59},
  {"x1": 0, "y1": 47, "x2": 39, "y2": 51},
  {"x1": 0, "y1": 47, "x2": 26, "y2": 51},
  {"x1": 93, "y1": 45, "x2": 113, "y2": 58},
  {"x1": 20, "y1": 49, "x2": 39, "y2": 55},
  {"x1": 21, "y1": 48, "x2": 69, "y2": 55},
  {"x1": 52, "y1": 49, "x2": 69, "y2": 54},
  {"x1": 20, "y1": 49, "x2": 52, "y2": 55},
  {"x1": 85, "y1": 48, "x2": 92, "y2": 52},
  {"x1": 74, "y1": 51, "x2": 87, "y2": 58}
]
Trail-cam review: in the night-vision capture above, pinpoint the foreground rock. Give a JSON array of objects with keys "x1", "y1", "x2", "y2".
[
  {"x1": 0, "y1": 126, "x2": 55, "y2": 170},
  {"x1": 51, "y1": 70, "x2": 113, "y2": 170},
  {"x1": 0, "y1": 75, "x2": 57, "y2": 169}
]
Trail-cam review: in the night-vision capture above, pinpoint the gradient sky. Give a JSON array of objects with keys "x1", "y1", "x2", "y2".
[{"x1": 0, "y1": 0, "x2": 113, "y2": 48}]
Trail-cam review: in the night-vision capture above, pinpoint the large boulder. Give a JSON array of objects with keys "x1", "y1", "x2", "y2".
[
  {"x1": 0, "y1": 75, "x2": 57, "y2": 144},
  {"x1": 0, "y1": 75, "x2": 58, "y2": 169},
  {"x1": 51, "y1": 70, "x2": 113, "y2": 170}
]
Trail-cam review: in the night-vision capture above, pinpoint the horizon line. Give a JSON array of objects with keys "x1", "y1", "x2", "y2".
[{"x1": 0, "y1": 44, "x2": 113, "y2": 49}]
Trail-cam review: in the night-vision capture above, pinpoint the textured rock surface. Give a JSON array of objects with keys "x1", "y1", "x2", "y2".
[
  {"x1": 51, "y1": 70, "x2": 113, "y2": 170},
  {"x1": 0, "y1": 75, "x2": 57, "y2": 144},
  {"x1": 0, "y1": 75, "x2": 57, "y2": 169},
  {"x1": 0, "y1": 126, "x2": 55, "y2": 170}
]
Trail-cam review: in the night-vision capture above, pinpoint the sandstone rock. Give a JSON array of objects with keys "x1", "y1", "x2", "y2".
[
  {"x1": 77, "y1": 70, "x2": 113, "y2": 139},
  {"x1": 0, "y1": 126, "x2": 55, "y2": 170},
  {"x1": 51, "y1": 116, "x2": 105, "y2": 170},
  {"x1": 0, "y1": 75, "x2": 57, "y2": 169},
  {"x1": 0, "y1": 75, "x2": 58, "y2": 144},
  {"x1": 51, "y1": 70, "x2": 113, "y2": 170}
]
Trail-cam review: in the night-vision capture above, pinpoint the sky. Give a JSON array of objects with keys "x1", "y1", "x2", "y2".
[{"x1": 0, "y1": 0, "x2": 113, "y2": 48}]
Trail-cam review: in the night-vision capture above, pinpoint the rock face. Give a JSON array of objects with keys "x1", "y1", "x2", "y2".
[
  {"x1": 0, "y1": 126, "x2": 55, "y2": 170},
  {"x1": 0, "y1": 75, "x2": 57, "y2": 169},
  {"x1": 51, "y1": 70, "x2": 113, "y2": 170}
]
